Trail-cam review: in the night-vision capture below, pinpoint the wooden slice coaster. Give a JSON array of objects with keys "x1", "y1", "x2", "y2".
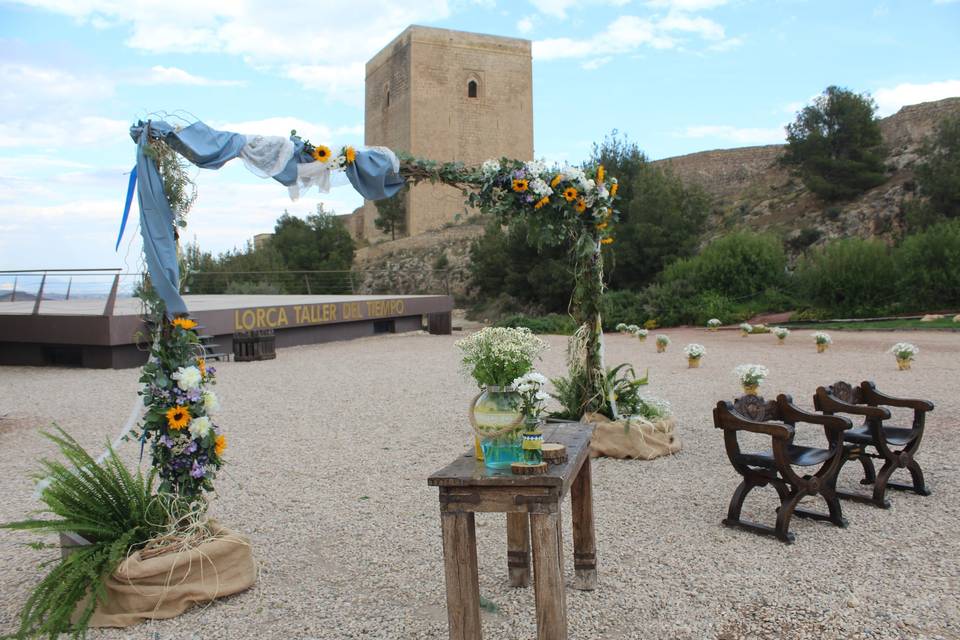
[
  {"x1": 511, "y1": 462, "x2": 548, "y2": 475},
  {"x1": 541, "y1": 443, "x2": 567, "y2": 463}
]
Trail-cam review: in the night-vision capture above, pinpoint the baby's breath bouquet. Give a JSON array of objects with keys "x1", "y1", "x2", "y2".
[
  {"x1": 631, "y1": 326, "x2": 649, "y2": 341},
  {"x1": 739, "y1": 322, "x2": 753, "y2": 337},
  {"x1": 655, "y1": 334, "x2": 671, "y2": 353},
  {"x1": 683, "y1": 343, "x2": 706, "y2": 367},
  {"x1": 814, "y1": 331, "x2": 832, "y2": 352},
  {"x1": 707, "y1": 318, "x2": 721, "y2": 331},
  {"x1": 456, "y1": 327, "x2": 547, "y2": 388},
  {"x1": 890, "y1": 342, "x2": 919, "y2": 370},
  {"x1": 735, "y1": 364, "x2": 769, "y2": 394},
  {"x1": 773, "y1": 326, "x2": 790, "y2": 342}
]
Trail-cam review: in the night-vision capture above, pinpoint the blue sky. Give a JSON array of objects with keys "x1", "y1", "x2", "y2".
[{"x1": 1, "y1": 0, "x2": 958, "y2": 277}]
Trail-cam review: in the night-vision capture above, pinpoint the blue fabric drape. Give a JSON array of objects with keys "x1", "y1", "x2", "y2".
[
  {"x1": 127, "y1": 118, "x2": 405, "y2": 316},
  {"x1": 134, "y1": 124, "x2": 187, "y2": 316}
]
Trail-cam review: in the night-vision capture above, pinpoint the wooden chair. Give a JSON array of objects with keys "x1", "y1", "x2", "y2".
[
  {"x1": 814, "y1": 381, "x2": 934, "y2": 508},
  {"x1": 713, "y1": 394, "x2": 852, "y2": 543}
]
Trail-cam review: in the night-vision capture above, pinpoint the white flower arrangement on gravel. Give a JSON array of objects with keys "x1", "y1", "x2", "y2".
[
  {"x1": 813, "y1": 331, "x2": 832, "y2": 345},
  {"x1": 889, "y1": 342, "x2": 919, "y2": 360},
  {"x1": 683, "y1": 344, "x2": 706, "y2": 359},
  {"x1": 739, "y1": 322, "x2": 753, "y2": 335},
  {"x1": 655, "y1": 334, "x2": 670, "y2": 345},
  {"x1": 636, "y1": 396, "x2": 672, "y2": 420},
  {"x1": 707, "y1": 318, "x2": 722, "y2": 329},
  {"x1": 734, "y1": 364, "x2": 769, "y2": 388},
  {"x1": 615, "y1": 323, "x2": 628, "y2": 333},
  {"x1": 631, "y1": 327, "x2": 649, "y2": 338},
  {"x1": 773, "y1": 327, "x2": 790, "y2": 340}
]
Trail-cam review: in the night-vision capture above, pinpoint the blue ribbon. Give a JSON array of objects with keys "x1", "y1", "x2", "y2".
[{"x1": 116, "y1": 165, "x2": 138, "y2": 251}]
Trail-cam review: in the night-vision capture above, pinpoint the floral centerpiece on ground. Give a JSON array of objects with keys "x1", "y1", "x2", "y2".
[
  {"x1": 735, "y1": 364, "x2": 769, "y2": 395},
  {"x1": 890, "y1": 342, "x2": 919, "y2": 370},
  {"x1": 513, "y1": 371, "x2": 550, "y2": 465},
  {"x1": 740, "y1": 322, "x2": 753, "y2": 337},
  {"x1": 813, "y1": 331, "x2": 832, "y2": 353},
  {"x1": 615, "y1": 323, "x2": 629, "y2": 334},
  {"x1": 631, "y1": 326, "x2": 649, "y2": 342},
  {"x1": 138, "y1": 316, "x2": 226, "y2": 503},
  {"x1": 457, "y1": 327, "x2": 547, "y2": 468},
  {"x1": 683, "y1": 344, "x2": 706, "y2": 368},
  {"x1": 707, "y1": 318, "x2": 722, "y2": 332},
  {"x1": 655, "y1": 334, "x2": 671, "y2": 353},
  {"x1": 773, "y1": 326, "x2": 790, "y2": 343}
]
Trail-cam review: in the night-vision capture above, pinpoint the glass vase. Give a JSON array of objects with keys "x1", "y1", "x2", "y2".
[
  {"x1": 521, "y1": 416, "x2": 544, "y2": 466},
  {"x1": 472, "y1": 386, "x2": 524, "y2": 469}
]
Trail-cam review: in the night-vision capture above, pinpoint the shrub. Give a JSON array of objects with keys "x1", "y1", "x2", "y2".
[
  {"x1": 895, "y1": 220, "x2": 960, "y2": 308},
  {"x1": 794, "y1": 238, "x2": 898, "y2": 316},
  {"x1": 600, "y1": 290, "x2": 648, "y2": 330},
  {"x1": 913, "y1": 114, "x2": 960, "y2": 224},
  {"x1": 496, "y1": 313, "x2": 578, "y2": 335}
]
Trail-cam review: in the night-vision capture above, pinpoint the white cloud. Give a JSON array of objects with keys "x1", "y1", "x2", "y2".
[
  {"x1": 646, "y1": 0, "x2": 729, "y2": 9},
  {"x1": 214, "y1": 118, "x2": 362, "y2": 143},
  {"x1": 874, "y1": 79, "x2": 960, "y2": 116},
  {"x1": 0, "y1": 115, "x2": 129, "y2": 149},
  {"x1": 680, "y1": 124, "x2": 786, "y2": 145},
  {"x1": 136, "y1": 66, "x2": 244, "y2": 87},
  {"x1": 517, "y1": 16, "x2": 535, "y2": 33},
  {"x1": 932, "y1": 0, "x2": 958, "y2": 4},
  {"x1": 581, "y1": 56, "x2": 613, "y2": 70},
  {"x1": 534, "y1": 12, "x2": 734, "y2": 59},
  {"x1": 529, "y1": 0, "x2": 630, "y2": 19},
  {"x1": 5, "y1": 0, "x2": 450, "y2": 96}
]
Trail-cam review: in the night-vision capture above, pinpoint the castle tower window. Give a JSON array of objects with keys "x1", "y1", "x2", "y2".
[{"x1": 467, "y1": 80, "x2": 478, "y2": 98}]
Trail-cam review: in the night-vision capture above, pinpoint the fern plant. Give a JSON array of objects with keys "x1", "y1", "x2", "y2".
[
  {"x1": 551, "y1": 363, "x2": 649, "y2": 420},
  {"x1": 2, "y1": 428, "x2": 168, "y2": 639}
]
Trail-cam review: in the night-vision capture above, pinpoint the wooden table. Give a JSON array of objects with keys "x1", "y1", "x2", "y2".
[{"x1": 428, "y1": 422, "x2": 597, "y2": 640}]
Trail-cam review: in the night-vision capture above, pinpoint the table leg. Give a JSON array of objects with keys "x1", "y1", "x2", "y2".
[
  {"x1": 441, "y1": 511, "x2": 482, "y2": 640},
  {"x1": 571, "y1": 456, "x2": 598, "y2": 590},
  {"x1": 506, "y1": 512, "x2": 530, "y2": 587},
  {"x1": 530, "y1": 511, "x2": 568, "y2": 640}
]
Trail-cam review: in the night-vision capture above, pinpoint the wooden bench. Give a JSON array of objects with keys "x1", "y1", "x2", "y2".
[
  {"x1": 814, "y1": 380, "x2": 934, "y2": 508},
  {"x1": 713, "y1": 394, "x2": 852, "y2": 543},
  {"x1": 428, "y1": 422, "x2": 597, "y2": 640}
]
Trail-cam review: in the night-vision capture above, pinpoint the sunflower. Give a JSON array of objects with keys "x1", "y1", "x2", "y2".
[
  {"x1": 596, "y1": 221, "x2": 608, "y2": 230},
  {"x1": 574, "y1": 197, "x2": 587, "y2": 213},
  {"x1": 512, "y1": 179, "x2": 529, "y2": 193},
  {"x1": 312, "y1": 144, "x2": 332, "y2": 163},
  {"x1": 166, "y1": 405, "x2": 191, "y2": 431},
  {"x1": 550, "y1": 174, "x2": 562, "y2": 188},
  {"x1": 171, "y1": 317, "x2": 197, "y2": 331},
  {"x1": 215, "y1": 434, "x2": 227, "y2": 457},
  {"x1": 597, "y1": 165, "x2": 605, "y2": 183},
  {"x1": 601, "y1": 237, "x2": 614, "y2": 245},
  {"x1": 534, "y1": 196, "x2": 550, "y2": 210},
  {"x1": 563, "y1": 187, "x2": 578, "y2": 202},
  {"x1": 344, "y1": 146, "x2": 356, "y2": 164},
  {"x1": 197, "y1": 357, "x2": 206, "y2": 377},
  {"x1": 610, "y1": 182, "x2": 619, "y2": 198}
]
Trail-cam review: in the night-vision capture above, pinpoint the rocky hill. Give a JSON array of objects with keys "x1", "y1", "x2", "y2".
[{"x1": 652, "y1": 97, "x2": 960, "y2": 250}]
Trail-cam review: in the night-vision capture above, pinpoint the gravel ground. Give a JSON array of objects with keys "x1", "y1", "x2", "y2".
[{"x1": 1, "y1": 328, "x2": 958, "y2": 640}]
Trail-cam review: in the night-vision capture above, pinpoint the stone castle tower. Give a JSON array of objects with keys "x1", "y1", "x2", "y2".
[{"x1": 348, "y1": 25, "x2": 534, "y2": 240}]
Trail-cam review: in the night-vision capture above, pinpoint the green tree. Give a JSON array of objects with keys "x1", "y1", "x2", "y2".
[
  {"x1": 590, "y1": 132, "x2": 710, "y2": 290},
  {"x1": 272, "y1": 204, "x2": 354, "y2": 272},
  {"x1": 895, "y1": 219, "x2": 960, "y2": 308},
  {"x1": 794, "y1": 238, "x2": 897, "y2": 316},
  {"x1": 374, "y1": 191, "x2": 406, "y2": 240},
  {"x1": 911, "y1": 114, "x2": 960, "y2": 227},
  {"x1": 784, "y1": 86, "x2": 888, "y2": 201}
]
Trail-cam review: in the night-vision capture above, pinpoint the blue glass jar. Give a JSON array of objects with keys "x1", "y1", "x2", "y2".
[{"x1": 472, "y1": 386, "x2": 524, "y2": 469}]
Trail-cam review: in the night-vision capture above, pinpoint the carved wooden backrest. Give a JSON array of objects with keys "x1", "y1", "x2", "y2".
[
  {"x1": 733, "y1": 395, "x2": 780, "y2": 422},
  {"x1": 829, "y1": 381, "x2": 863, "y2": 405}
]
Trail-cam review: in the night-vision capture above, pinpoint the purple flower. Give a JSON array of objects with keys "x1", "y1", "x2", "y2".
[
  {"x1": 187, "y1": 388, "x2": 201, "y2": 402},
  {"x1": 160, "y1": 435, "x2": 174, "y2": 448},
  {"x1": 185, "y1": 441, "x2": 198, "y2": 454},
  {"x1": 190, "y1": 460, "x2": 205, "y2": 479},
  {"x1": 525, "y1": 194, "x2": 535, "y2": 203}
]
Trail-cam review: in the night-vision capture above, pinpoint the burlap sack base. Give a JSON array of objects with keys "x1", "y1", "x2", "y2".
[
  {"x1": 583, "y1": 412, "x2": 681, "y2": 460},
  {"x1": 88, "y1": 521, "x2": 256, "y2": 628}
]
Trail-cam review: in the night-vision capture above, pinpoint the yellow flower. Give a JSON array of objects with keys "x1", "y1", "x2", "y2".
[
  {"x1": 166, "y1": 405, "x2": 191, "y2": 431},
  {"x1": 197, "y1": 357, "x2": 206, "y2": 377},
  {"x1": 215, "y1": 434, "x2": 227, "y2": 457},
  {"x1": 171, "y1": 317, "x2": 197, "y2": 331},
  {"x1": 610, "y1": 182, "x2": 619, "y2": 198},
  {"x1": 596, "y1": 221, "x2": 608, "y2": 230},
  {"x1": 534, "y1": 196, "x2": 550, "y2": 210},
  {"x1": 312, "y1": 145, "x2": 332, "y2": 163},
  {"x1": 597, "y1": 165, "x2": 605, "y2": 183},
  {"x1": 574, "y1": 197, "x2": 587, "y2": 213},
  {"x1": 550, "y1": 174, "x2": 562, "y2": 188},
  {"x1": 344, "y1": 146, "x2": 356, "y2": 164},
  {"x1": 601, "y1": 237, "x2": 614, "y2": 245},
  {"x1": 512, "y1": 179, "x2": 529, "y2": 192},
  {"x1": 563, "y1": 187, "x2": 578, "y2": 202}
]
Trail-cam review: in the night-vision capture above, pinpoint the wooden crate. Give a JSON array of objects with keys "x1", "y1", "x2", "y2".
[{"x1": 233, "y1": 330, "x2": 277, "y2": 362}]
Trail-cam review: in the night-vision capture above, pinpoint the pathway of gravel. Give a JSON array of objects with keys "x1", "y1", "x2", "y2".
[{"x1": 1, "y1": 328, "x2": 958, "y2": 639}]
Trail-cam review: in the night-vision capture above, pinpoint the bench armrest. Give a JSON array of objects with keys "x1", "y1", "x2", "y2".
[
  {"x1": 714, "y1": 402, "x2": 794, "y2": 440},
  {"x1": 777, "y1": 395, "x2": 852, "y2": 433},
  {"x1": 815, "y1": 388, "x2": 891, "y2": 420},
  {"x1": 860, "y1": 381, "x2": 935, "y2": 412}
]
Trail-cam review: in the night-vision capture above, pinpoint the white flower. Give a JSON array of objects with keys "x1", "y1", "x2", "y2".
[
  {"x1": 202, "y1": 391, "x2": 220, "y2": 415},
  {"x1": 534, "y1": 390, "x2": 551, "y2": 402},
  {"x1": 889, "y1": 342, "x2": 919, "y2": 359},
  {"x1": 171, "y1": 365, "x2": 202, "y2": 391},
  {"x1": 734, "y1": 364, "x2": 769, "y2": 386},
  {"x1": 707, "y1": 318, "x2": 722, "y2": 327},
  {"x1": 580, "y1": 177, "x2": 595, "y2": 194},
  {"x1": 773, "y1": 327, "x2": 790, "y2": 338},
  {"x1": 189, "y1": 416, "x2": 212, "y2": 439},
  {"x1": 632, "y1": 328, "x2": 648, "y2": 337},
  {"x1": 481, "y1": 159, "x2": 501, "y2": 177},
  {"x1": 524, "y1": 160, "x2": 546, "y2": 176},
  {"x1": 813, "y1": 331, "x2": 832, "y2": 344},
  {"x1": 656, "y1": 334, "x2": 671, "y2": 345},
  {"x1": 740, "y1": 322, "x2": 753, "y2": 332},
  {"x1": 530, "y1": 177, "x2": 553, "y2": 197},
  {"x1": 683, "y1": 343, "x2": 706, "y2": 358},
  {"x1": 615, "y1": 323, "x2": 628, "y2": 332}
]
